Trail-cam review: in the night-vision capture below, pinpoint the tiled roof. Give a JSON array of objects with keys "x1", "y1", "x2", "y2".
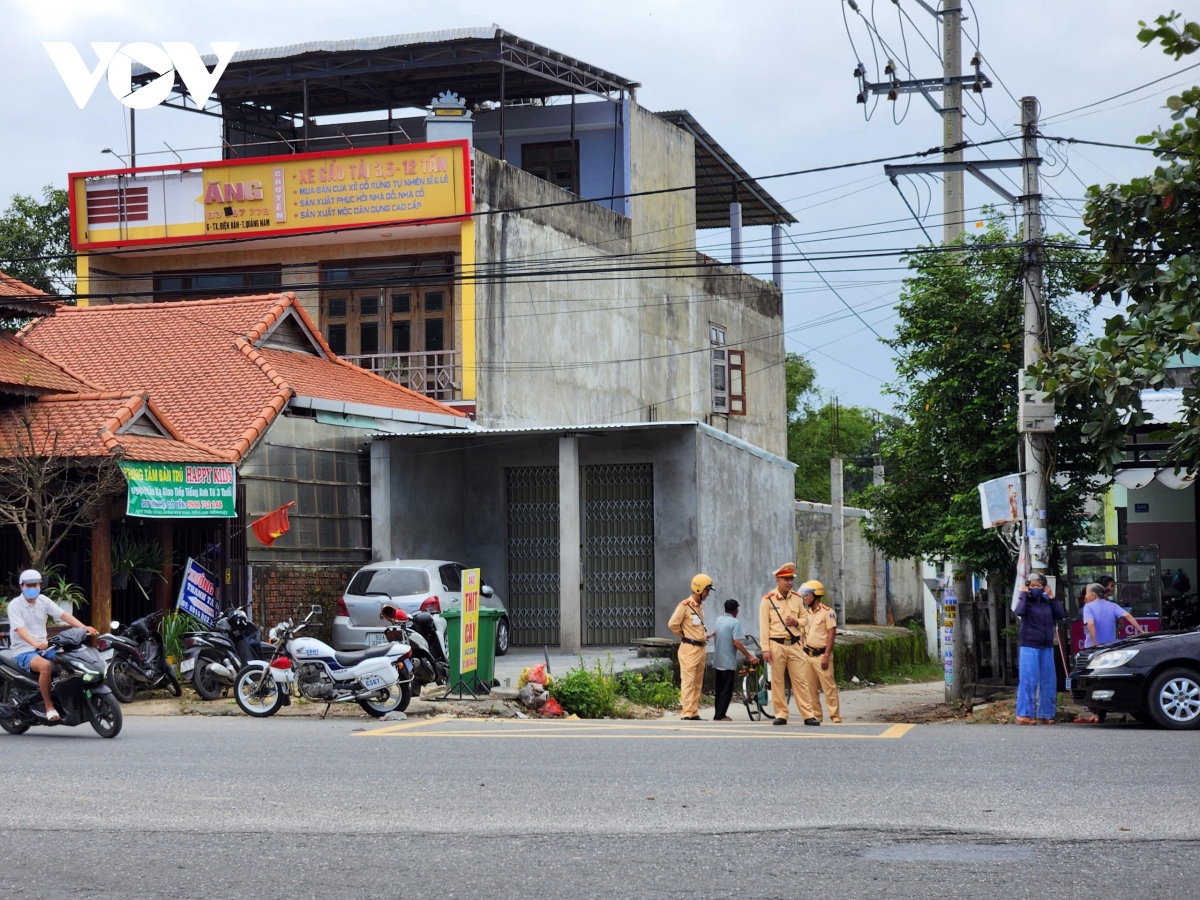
[
  {"x1": 19, "y1": 292, "x2": 462, "y2": 462},
  {"x1": 0, "y1": 392, "x2": 226, "y2": 462},
  {"x1": 0, "y1": 271, "x2": 61, "y2": 317},
  {"x1": 0, "y1": 332, "x2": 91, "y2": 396}
]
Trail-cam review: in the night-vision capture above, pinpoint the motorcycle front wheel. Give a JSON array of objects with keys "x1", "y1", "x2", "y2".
[
  {"x1": 86, "y1": 692, "x2": 123, "y2": 738},
  {"x1": 163, "y1": 670, "x2": 182, "y2": 697},
  {"x1": 0, "y1": 685, "x2": 29, "y2": 735},
  {"x1": 107, "y1": 660, "x2": 138, "y2": 704},
  {"x1": 234, "y1": 666, "x2": 284, "y2": 718},
  {"x1": 191, "y1": 652, "x2": 226, "y2": 701},
  {"x1": 357, "y1": 680, "x2": 410, "y2": 717}
]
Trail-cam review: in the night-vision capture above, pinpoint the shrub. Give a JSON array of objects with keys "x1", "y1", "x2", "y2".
[
  {"x1": 549, "y1": 658, "x2": 681, "y2": 717},
  {"x1": 615, "y1": 666, "x2": 679, "y2": 708}
]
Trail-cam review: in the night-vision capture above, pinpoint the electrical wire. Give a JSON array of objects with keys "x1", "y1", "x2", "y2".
[{"x1": 1041, "y1": 59, "x2": 1200, "y2": 125}]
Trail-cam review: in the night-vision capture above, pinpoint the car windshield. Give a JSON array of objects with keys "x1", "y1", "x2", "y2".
[{"x1": 347, "y1": 568, "x2": 429, "y2": 597}]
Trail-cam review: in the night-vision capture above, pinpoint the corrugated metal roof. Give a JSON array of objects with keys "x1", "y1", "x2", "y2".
[
  {"x1": 199, "y1": 27, "x2": 501, "y2": 67},
  {"x1": 1141, "y1": 388, "x2": 1185, "y2": 425},
  {"x1": 380, "y1": 420, "x2": 698, "y2": 438}
]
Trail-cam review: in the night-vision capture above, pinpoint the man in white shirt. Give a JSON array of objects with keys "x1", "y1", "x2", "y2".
[{"x1": 7, "y1": 569, "x2": 96, "y2": 721}]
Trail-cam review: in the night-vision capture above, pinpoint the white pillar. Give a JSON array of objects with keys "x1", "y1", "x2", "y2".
[
  {"x1": 370, "y1": 439, "x2": 392, "y2": 562},
  {"x1": 559, "y1": 435, "x2": 581, "y2": 655},
  {"x1": 730, "y1": 201, "x2": 743, "y2": 268},
  {"x1": 771, "y1": 223, "x2": 783, "y2": 288},
  {"x1": 873, "y1": 464, "x2": 887, "y2": 625},
  {"x1": 830, "y1": 455, "x2": 845, "y2": 627}
]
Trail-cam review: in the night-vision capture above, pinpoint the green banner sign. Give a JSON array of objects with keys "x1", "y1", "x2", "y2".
[{"x1": 120, "y1": 462, "x2": 236, "y2": 518}]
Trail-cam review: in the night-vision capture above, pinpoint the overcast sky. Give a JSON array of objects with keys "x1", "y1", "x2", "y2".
[{"x1": 0, "y1": 0, "x2": 1192, "y2": 411}]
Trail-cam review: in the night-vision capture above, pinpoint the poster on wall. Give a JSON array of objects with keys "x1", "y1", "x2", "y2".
[
  {"x1": 121, "y1": 462, "x2": 236, "y2": 518},
  {"x1": 177, "y1": 558, "x2": 219, "y2": 626}
]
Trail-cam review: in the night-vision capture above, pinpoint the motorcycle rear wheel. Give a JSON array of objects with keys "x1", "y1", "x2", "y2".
[
  {"x1": 0, "y1": 686, "x2": 29, "y2": 735},
  {"x1": 191, "y1": 652, "x2": 226, "y2": 701},
  {"x1": 164, "y1": 671, "x2": 182, "y2": 698},
  {"x1": 234, "y1": 666, "x2": 284, "y2": 718},
  {"x1": 357, "y1": 681, "x2": 410, "y2": 717},
  {"x1": 107, "y1": 660, "x2": 138, "y2": 704},
  {"x1": 86, "y1": 692, "x2": 123, "y2": 738}
]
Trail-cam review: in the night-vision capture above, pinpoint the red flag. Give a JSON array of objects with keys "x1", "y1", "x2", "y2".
[{"x1": 251, "y1": 501, "x2": 296, "y2": 546}]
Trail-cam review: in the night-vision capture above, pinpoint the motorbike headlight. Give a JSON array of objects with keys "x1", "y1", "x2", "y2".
[{"x1": 1087, "y1": 648, "x2": 1140, "y2": 670}]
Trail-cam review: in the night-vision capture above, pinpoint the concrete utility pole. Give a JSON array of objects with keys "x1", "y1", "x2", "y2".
[
  {"x1": 873, "y1": 463, "x2": 888, "y2": 626},
  {"x1": 1019, "y1": 96, "x2": 1051, "y2": 574},
  {"x1": 942, "y1": 4, "x2": 964, "y2": 243},
  {"x1": 830, "y1": 400, "x2": 845, "y2": 627}
]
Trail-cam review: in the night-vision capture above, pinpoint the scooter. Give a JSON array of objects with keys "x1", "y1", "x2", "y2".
[
  {"x1": 181, "y1": 603, "x2": 266, "y2": 700},
  {"x1": 0, "y1": 627, "x2": 122, "y2": 738},
  {"x1": 233, "y1": 605, "x2": 413, "y2": 718},
  {"x1": 382, "y1": 604, "x2": 448, "y2": 697},
  {"x1": 97, "y1": 611, "x2": 181, "y2": 703}
]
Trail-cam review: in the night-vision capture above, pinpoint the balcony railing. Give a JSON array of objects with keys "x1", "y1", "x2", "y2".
[{"x1": 341, "y1": 350, "x2": 462, "y2": 402}]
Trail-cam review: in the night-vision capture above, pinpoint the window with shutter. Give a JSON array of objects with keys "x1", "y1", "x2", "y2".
[
  {"x1": 710, "y1": 324, "x2": 728, "y2": 414},
  {"x1": 728, "y1": 349, "x2": 746, "y2": 415}
]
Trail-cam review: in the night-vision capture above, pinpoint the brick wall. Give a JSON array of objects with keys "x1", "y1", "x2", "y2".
[{"x1": 251, "y1": 564, "x2": 359, "y2": 644}]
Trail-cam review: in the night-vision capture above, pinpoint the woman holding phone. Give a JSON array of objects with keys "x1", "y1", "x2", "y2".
[{"x1": 1014, "y1": 574, "x2": 1066, "y2": 725}]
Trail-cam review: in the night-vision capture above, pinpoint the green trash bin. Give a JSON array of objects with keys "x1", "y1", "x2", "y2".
[{"x1": 442, "y1": 607, "x2": 501, "y2": 694}]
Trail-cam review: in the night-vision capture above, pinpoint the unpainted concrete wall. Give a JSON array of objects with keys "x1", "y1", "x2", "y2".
[
  {"x1": 794, "y1": 500, "x2": 923, "y2": 625},
  {"x1": 695, "y1": 426, "x2": 796, "y2": 641}
]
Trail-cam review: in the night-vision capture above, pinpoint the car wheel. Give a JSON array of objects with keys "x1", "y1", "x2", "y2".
[
  {"x1": 1147, "y1": 667, "x2": 1200, "y2": 730},
  {"x1": 495, "y1": 616, "x2": 510, "y2": 657}
]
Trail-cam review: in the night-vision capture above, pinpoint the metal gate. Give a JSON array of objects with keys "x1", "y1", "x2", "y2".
[
  {"x1": 506, "y1": 466, "x2": 560, "y2": 645},
  {"x1": 583, "y1": 463, "x2": 655, "y2": 645}
]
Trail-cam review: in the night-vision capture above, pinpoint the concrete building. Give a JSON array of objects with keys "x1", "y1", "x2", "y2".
[{"x1": 66, "y1": 28, "x2": 798, "y2": 647}]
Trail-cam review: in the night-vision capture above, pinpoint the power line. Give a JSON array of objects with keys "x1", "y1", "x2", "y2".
[{"x1": 1041, "y1": 59, "x2": 1200, "y2": 124}]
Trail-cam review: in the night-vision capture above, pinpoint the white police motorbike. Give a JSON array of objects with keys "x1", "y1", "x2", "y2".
[{"x1": 233, "y1": 605, "x2": 413, "y2": 718}]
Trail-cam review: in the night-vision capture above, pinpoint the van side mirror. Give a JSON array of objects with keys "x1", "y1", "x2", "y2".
[{"x1": 481, "y1": 585, "x2": 494, "y2": 598}]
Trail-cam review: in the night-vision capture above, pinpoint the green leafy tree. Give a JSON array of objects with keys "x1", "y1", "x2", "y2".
[
  {"x1": 860, "y1": 217, "x2": 1101, "y2": 580},
  {"x1": 0, "y1": 185, "x2": 74, "y2": 296},
  {"x1": 784, "y1": 353, "x2": 882, "y2": 503},
  {"x1": 1039, "y1": 13, "x2": 1200, "y2": 471}
]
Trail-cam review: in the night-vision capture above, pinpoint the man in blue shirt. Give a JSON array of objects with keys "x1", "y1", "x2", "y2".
[
  {"x1": 712, "y1": 599, "x2": 759, "y2": 721},
  {"x1": 1083, "y1": 582, "x2": 1144, "y2": 648}
]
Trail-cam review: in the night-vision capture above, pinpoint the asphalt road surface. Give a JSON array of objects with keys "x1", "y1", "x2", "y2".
[{"x1": 2, "y1": 715, "x2": 1197, "y2": 898}]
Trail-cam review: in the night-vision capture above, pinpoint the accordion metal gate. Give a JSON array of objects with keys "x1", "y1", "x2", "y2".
[
  {"x1": 505, "y1": 466, "x2": 560, "y2": 645},
  {"x1": 583, "y1": 463, "x2": 655, "y2": 645}
]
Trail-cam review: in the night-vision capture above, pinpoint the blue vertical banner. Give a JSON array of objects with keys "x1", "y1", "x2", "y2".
[{"x1": 177, "y1": 557, "x2": 218, "y2": 626}]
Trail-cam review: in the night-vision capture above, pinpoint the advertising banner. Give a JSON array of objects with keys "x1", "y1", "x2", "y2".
[
  {"x1": 461, "y1": 567, "x2": 481, "y2": 674},
  {"x1": 177, "y1": 557, "x2": 218, "y2": 626},
  {"x1": 70, "y1": 140, "x2": 471, "y2": 250},
  {"x1": 121, "y1": 462, "x2": 236, "y2": 518},
  {"x1": 978, "y1": 473, "x2": 1023, "y2": 529},
  {"x1": 1070, "y1": 617, "x2": 1160, "y2": 653}
]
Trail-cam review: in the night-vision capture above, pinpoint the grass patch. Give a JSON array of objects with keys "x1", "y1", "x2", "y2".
[
  {"x1": 839, "y1": 659, "x2": 944, "y2": 689},
  {"x1": 549, "y1": 657, "x2": 680, "y2": 718}
]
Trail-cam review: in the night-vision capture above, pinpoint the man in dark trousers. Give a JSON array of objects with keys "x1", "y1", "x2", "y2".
[{"x1": 712, "y1": 599, "x2": 759, "y2": 721}]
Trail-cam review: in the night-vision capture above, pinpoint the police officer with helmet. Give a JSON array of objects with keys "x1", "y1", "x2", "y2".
[
  {"x1": 798, "y1": 579, "x2": 842, "y2": 724},
  {"x1": 669, "y1": 574, "x2": 712, "y2": 720},
  {"x1": 759, "y1": 563, "x2": 818, "y2": 725}
]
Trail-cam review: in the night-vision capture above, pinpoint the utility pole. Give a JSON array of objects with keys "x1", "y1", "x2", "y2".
[
  {"x1": 830, "y1": 400, "x2": 846, "y2": 628},
  {"x1": 942, "y1": 4, "x2": 964, "y2": 243},
  {"x1": 1019, "y1": 96, "x2": 1051, "y2": 575}
]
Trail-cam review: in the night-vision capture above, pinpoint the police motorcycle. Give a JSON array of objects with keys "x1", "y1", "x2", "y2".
[
  {"x1": 181, "y1": 602, "x2": 266, "y2": 700},
  {"x1": 97, "y1": 611, "x2": 181, "y2": 703},
  {"x1": 233, "y1": 605, "x2": 413, "y2": 718},
  {"x1": 0, "y1": 627, "x2": 122, "y2": 738},
  {"x1": 381, "y1": 604, "x2": 449, "y2": 697}
]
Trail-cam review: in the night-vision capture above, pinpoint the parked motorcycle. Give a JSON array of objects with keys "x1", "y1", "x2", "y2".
[
  {"x1": 0, "y1": 627, "x2": 123, "y2": 738},
  {"x1": 1162, "y1": 591, "x2": 1200, "y2": 632},
  {"x1": 382, "y1": 604, "x2": 449, "y2": 697},
  {"x1": 233, "y1": 605, "x2": 413, "y2": 719},
  {"x1": 181, "y1": 603, "x2": 266, "y2": 700},
  {"x1": 97, "y1": 611, "x2": 181, "y2": 703}
]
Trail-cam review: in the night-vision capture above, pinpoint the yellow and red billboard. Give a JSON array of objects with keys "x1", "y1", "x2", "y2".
[{"x1": 69, "y1": 140, "x2": 472, "y2": 250}]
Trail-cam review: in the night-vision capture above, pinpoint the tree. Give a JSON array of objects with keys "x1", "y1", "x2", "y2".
[
  {"x1": 784, "y1": 352, "x2": 883, "y2": 502},
  {"x1": 0, "y1": 186, "x2": 74, "y2": 296},
  {"x1": 1039, "y1": 13, "x2": 1200, "y2": 472},
  {"x1": 860, "y1": 216, "x2": 1102, "y2": 581},
  {"x1": 0, "y1": 404, "x2": 125, "y2": 571}
]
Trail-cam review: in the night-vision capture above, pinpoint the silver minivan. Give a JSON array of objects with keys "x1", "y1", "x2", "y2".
[{"x1": 333, "y1": 559, "x2": 510, "y2": 656}]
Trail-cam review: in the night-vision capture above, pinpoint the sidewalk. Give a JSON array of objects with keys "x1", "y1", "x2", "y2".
[{"x1": 835, "y1": 681, "x2": 946, "y2": 723}]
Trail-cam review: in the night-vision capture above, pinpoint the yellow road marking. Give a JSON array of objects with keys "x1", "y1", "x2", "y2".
[{"x1": 355, "y1": 718, "x2": 917, "y2": 740}]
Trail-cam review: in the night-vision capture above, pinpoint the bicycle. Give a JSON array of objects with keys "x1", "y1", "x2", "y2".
[{"x1": 739, "y1": 636, "x2": 772, "y2": 721}]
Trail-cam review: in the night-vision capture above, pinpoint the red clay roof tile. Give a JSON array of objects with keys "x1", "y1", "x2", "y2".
[{"x1": 0, "y1": 332, "x2": 91, "y2": 395}]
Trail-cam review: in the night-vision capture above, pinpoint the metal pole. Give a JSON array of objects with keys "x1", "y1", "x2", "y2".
[
  {"x1": 499, "y1": 63, "x2": 506, "y2": 162},
  {"x1": 129, "y1": 108, "x2": 136, "y2": 168},
  {"x1": 830, "y1": 400, "x2": 845, "y2": 627},
  {"x1": 873, "y1": 464, "x2": 887, "y2": 625},
  {"x1": 942, "y1": 4, "x2": 964, "y2": 243},
  {"x1": 1021, "y1": 96, "x2": 1049, "y2": 574},
  {"x1": 771, "y1": 223, "x2": 783, "y2": 288},
  {"x1": 302, "y1": 79, "x2": 310, "y2": 152}
]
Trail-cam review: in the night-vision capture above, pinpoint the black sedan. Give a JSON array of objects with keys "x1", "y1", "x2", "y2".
[{"x1": 1071, "y1": 629, "x2": 1200, "y2": 729}]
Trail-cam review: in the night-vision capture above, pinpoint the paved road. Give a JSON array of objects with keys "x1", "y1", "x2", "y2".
[{"x1": 2, "y1": 715, "x2": 1197, "y2": 898}]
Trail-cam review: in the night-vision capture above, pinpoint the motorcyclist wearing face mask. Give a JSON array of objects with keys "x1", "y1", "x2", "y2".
[{"x1": 7, "y1": 569, "x2": 97, "y2": 722}]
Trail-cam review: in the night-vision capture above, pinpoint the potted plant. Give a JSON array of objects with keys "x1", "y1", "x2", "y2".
[
  {"x1": 111, "y1": 533, "x2": 164, "y2": 594},
  {"x1": 159, "y1": 610, "x2": 200, "y2": 670},
  {"x1": 43, "y1": 567, "x2": 86, "y2": 616}
]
